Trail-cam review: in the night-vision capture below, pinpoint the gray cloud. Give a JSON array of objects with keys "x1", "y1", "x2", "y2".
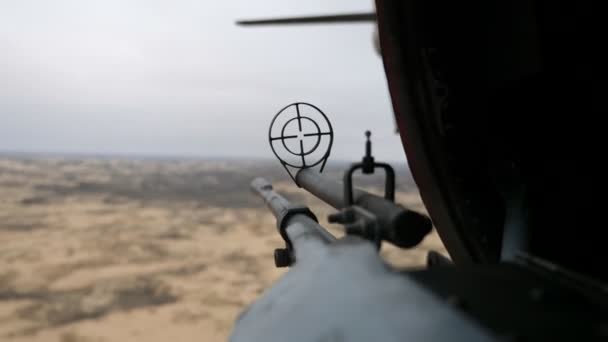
[{"x1": 0, "y1": 0, "x2": 406, "y2": 162}]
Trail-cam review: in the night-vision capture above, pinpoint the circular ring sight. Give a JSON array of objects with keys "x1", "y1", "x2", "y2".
[{"x1": 269, "y1": 102, "x2": 333, "y2": 181}]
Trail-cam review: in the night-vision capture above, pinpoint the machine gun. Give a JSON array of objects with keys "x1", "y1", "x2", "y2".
[
  {"x1": 230, "y1": 103, "x2": 608, "y2": 341},
  {"x1": 255, "y1": 135, "x2": 433, "y2": 268},
  {"x1": 232, "y1": 149, "x2": 492, "y2": 341},
  {"x1": 230, "y1": 1, "x2": 608, "y2": 338},
  {"x1": 230, "y1": 104, "x2": 491, "y2": 341}
]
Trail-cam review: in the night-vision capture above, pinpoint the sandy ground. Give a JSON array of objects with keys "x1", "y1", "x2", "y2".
[{"x1": 0, "y1": 157, "x2": 447, "y2": 341}]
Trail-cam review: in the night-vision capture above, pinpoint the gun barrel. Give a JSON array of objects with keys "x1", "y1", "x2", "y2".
[
  {"x1": 295, "y1": 168, "x2": 432, "y2": 248},
  {"x1": 250, "y1": 178, "x2": 336, "y2": 263},
  {"x1": 250, "y1": 177, "x2": 291, "y2": 220}
]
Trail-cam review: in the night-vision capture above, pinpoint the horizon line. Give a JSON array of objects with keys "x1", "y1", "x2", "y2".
[{"x1": 0, "y1": 149, "x2": 409, "y2": 165}]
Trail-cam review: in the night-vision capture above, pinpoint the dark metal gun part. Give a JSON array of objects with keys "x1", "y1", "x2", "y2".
[
  {"x1": 427, "y1": 250, "x2": 454, "y2": 268},
  {"x1": 296, "y1": 168, "x2": 432, "y2": 248}
]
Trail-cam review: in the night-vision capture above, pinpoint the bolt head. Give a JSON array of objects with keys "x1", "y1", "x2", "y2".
[{"x1": 274, "y1": 248, "x2": 292, "y2": 268}]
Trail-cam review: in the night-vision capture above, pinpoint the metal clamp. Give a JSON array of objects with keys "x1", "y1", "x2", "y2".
[
  {"x1": 274, "y1": 205, "x2": 318, "y2": 267},
  {"x1": 328, "y1": 206, "x2": 382, "y2": 249}
]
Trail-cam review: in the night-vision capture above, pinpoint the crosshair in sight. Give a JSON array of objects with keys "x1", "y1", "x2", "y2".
[{"x1": 268, "y1": 102, "x2": 333, "y2": 180}]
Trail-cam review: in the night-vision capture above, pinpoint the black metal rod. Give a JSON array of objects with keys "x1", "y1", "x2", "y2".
[
  {"x1": 295, "y1": 169, "x2": 432, "y2": 248},
  {"x1": 236, "y1": 13, "x2": 376, "y2": 26}
]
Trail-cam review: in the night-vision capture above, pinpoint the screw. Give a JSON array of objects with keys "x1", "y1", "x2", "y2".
[{"x1": 274, "y1": 248, "x2": 292, "y2": 268}]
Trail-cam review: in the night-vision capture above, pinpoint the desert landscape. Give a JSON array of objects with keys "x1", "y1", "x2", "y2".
[{"x1": 0, "y1": 155, "x2": 447, "y2": 341}]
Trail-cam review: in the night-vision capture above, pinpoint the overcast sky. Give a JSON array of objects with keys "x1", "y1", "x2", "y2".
[{"x1": 0, "y1": 0, "x2": 407, "y2": 162}]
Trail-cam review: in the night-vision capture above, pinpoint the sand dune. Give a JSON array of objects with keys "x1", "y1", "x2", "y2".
[{"x1": 0, "y1": 157, "x2": 447, "y2": 341}]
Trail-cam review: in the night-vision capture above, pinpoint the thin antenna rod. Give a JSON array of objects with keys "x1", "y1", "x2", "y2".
[{"x1": 237, "y1": 13, "x2": 376, "y2": 26}]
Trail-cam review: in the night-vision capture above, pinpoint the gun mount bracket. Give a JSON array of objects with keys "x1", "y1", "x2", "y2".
[
  {"x1": 329, "y1": 206, "x2": 382, "y2": 249},
  {"x1": 344, "y1": 131, "x2": 395, "y2": 206}
]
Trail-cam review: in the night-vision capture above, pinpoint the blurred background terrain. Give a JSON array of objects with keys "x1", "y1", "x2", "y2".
[
  {"x1": 0, "y1": 155, "x2": 446, "y2": 341},
  {"x1": 1, "y1": 1, "x2": 448, "y2": 340}
]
